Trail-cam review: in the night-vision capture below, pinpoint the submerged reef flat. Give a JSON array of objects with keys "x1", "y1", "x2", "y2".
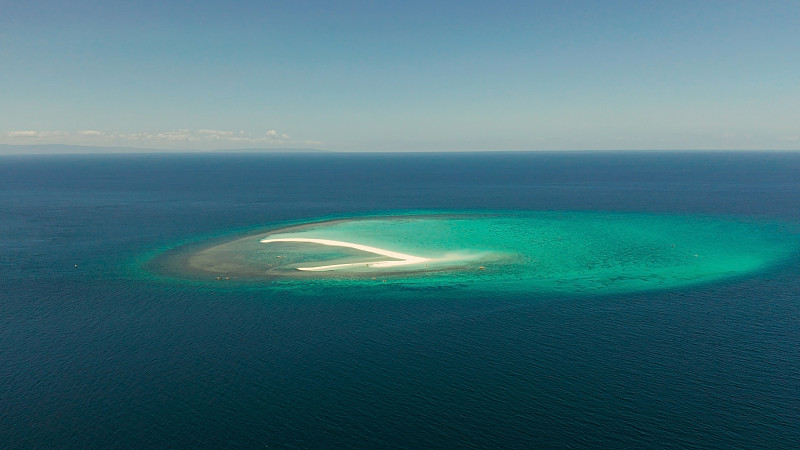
[{"x1": 146, "y1": 211, "x2": 799, "y2": 295}]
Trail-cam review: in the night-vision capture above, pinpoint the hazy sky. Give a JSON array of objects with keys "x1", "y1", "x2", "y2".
[{"x1": 2, "y1": 0, "x2": 798, "y2": 151}]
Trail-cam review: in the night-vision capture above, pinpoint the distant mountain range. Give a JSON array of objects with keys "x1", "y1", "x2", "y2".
[{"x1": 0, "y1": 144, "x2": 326, "y2": 155}]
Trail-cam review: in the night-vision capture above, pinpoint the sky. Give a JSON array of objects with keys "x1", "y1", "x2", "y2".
[{"x1": 1, "y1": 0, "x2": 798, "y2": 152}]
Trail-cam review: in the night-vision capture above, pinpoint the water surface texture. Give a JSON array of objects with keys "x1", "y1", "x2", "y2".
[{"x1": 2, "y1": 152, "x2": 800, "y2": 448}]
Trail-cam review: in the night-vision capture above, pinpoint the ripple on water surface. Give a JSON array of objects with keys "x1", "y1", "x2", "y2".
[{"x1": 144, "y1": 211, "x2": 800, "y2": 295}]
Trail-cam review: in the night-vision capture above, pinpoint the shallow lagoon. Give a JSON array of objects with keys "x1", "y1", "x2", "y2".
[{"x1": 148, "y1": 211, "x2": 799, "y2": 295}]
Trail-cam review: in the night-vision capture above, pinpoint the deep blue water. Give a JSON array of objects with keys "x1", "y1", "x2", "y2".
[{"x1": 1, "y1": 151, "x2": 799, "y2": 448}]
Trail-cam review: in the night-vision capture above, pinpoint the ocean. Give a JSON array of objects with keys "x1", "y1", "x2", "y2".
[{"x1": 1, "y1": 151, "x2": 799, "y2": 448}]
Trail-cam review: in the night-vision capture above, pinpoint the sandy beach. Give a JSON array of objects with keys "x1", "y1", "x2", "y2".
[{"x1": 260, "y1": 237, "x2": 430, "y2": 271}]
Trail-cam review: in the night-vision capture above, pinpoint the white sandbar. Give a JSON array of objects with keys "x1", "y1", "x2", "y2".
[{"x1": 259, "y1": 237, "x2": 431, "y2": 271}]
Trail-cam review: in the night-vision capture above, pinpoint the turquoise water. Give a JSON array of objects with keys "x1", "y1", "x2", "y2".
[{"x1": 150, "y1": 211, "x2": 799, "y2": 295}]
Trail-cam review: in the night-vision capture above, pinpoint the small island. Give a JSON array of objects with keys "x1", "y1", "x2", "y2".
[
  {"x1": 145, "y1": 211, "x2": 798, "y2": 295},
  {"x1": 259, "y1": 238, "x2": 432, "y2": 271}
]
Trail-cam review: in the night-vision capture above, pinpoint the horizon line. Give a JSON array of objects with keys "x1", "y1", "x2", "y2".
[{"x1": 1, "y1": 143, "x2": 799, "y2": 156}]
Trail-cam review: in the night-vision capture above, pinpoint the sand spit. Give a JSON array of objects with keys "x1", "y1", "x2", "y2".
[{"x1": 260, "y1": 237, "x2": 430, "y2": 271}]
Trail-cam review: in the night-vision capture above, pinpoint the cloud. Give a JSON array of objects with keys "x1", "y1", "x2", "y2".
[
  {"x1": 7, "y1": 130, "x2": 71, "y2": 138},
  {"x1": 198, "y1": 129, "x2": 236, "y2": 138},
  {"x1": 8, "y1": 130, "x2": 39, "y2": 137},
  {"x1": 3, "y1": 128, "x2": 317, "y2": 149},
  {"x1": 265, "y1": 130, "x2": 291, "y2": 140}
]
